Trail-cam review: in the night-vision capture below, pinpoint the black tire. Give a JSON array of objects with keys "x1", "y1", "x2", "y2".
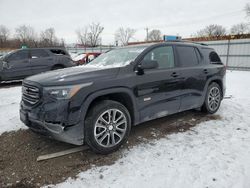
[
  {"x1": 201, "y1": 82, "x2": 222, "y2": 114},
  {"x1": 51, "y1": 65, "x2": 64, "y2": 70},
  {"x1": 85, "y1": 100, "x2": 131, "y2": 154}
]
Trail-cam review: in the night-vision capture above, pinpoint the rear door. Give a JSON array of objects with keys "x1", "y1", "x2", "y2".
[
  {"x1": 135, "y1": 45, "x2": 183, "y2": 122},
  {"x1": 4, "y1": 50, "x2": 31, "y2": 79},
  {"x1": 175, "y1": 45, "x2": 207, "y2": 111},
  {"x1": 30, "y1": 49, "x2": 53, "y2": 74}
]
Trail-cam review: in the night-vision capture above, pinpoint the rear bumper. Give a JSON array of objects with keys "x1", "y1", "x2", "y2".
[{"x1": 20, "y1": 102, "x2": 84, "y2": 145}]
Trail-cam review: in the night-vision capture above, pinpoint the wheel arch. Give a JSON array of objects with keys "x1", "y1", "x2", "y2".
[
  {"x1": 80, "y1": 87, "x2": 139, "y2": 126},
  {"x1": 210, "y1": 79, "x2": 223, "y2": 92},
  {"x1": 207, "y1": 78, "x2": 224, "y2": 96},
  {"x1": 201, "y1": 76, "x2": 224, "y2": 104}
]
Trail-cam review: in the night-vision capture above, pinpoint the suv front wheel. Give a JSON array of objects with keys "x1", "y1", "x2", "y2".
[
  {"x1": 85, "y1": 100, "x2": 131, "y2": 154},
  {"x1": 202, "y1": 82, "x2": 222, "y2": 114}
]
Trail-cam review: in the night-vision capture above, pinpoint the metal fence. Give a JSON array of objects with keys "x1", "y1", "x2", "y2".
[
  {"x1": 201, "y1": 38, "x2": 250, "y2": 70},
  {"x1": 66, "y1": 46, "x2": 115, "y2": 55},
  {"x1": 1, "y1": 39, "x2": 250, "y2": 70}
]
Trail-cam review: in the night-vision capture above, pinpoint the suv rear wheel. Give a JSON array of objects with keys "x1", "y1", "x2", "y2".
[
  {"x1": 85, "y1": 100, "x2": 131, "y2": 154},
  {"x1": 202, "y1": 82, "x2": 222, "y2": 114}
]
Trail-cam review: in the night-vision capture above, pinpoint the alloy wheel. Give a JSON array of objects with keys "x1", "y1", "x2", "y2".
[
  {"x1": 208, "y1": 87, "x2": 221, "y2": 111},
  {"x1": 94, "y1": 109, "x2": 127, "y2": 148}
]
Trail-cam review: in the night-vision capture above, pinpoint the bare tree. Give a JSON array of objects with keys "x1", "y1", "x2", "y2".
[
  {"x1": 88, "y1": 22, "x2": 104, "y2": 47},
  {"x1": 40, "y1": 27, "x2": 59, "y2": 46},
  {"x1": 245, "y1": 3, "x2": 250, "y2": 19},
  {"x1": 148, "y1": 29, "x2": 162, "y2": 41},
  {"x1": 115, "y1": 27, "x2": 136, "y2": 46},
  {"x1": 76, "y1": 23, "x2": 104, "y2": 47},
  {"x1": 76, "y1": 26, "x2": 89, "y2": 46},
  {"x1": 0, "y1": 25, "x2": 10, "y2": 43},
  {"x1": 230, "y1": 23, "x2": 249, "y2": 35},
  {"x1": 15, "y1": 25, "x2": 37, "y2": 45},
  {"x1": 60, "y1": 38, "x2": 65, "y2": 47},
  {"x1": 196, "y1": 24, "x2": 226, "y2": 37}
]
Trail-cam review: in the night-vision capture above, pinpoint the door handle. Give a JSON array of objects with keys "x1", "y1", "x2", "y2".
[
  {"x1": 171, "y1": 72, "x2": 179, "y2": 77},
  {"x1": 203, "y1": 69, "x2": 209, "y2": 74}
]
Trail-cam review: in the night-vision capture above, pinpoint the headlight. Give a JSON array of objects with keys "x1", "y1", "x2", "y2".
[{"x1": 44, "y1": 82, "x2": 92, "y2": 99}]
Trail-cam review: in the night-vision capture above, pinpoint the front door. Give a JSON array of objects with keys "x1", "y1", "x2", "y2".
[
  {"x1": 4, "y1": 50, "x2": 31, "y2": 80},
  {"x1": 135, "y1": 45, "x2": 183, "y2": 122}
]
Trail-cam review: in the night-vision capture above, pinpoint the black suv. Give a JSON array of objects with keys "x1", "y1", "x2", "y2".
[
  {"x1": 20, "y1": 42, "x2": 226, "y2": 154},
  {"x1": 0, "y1": 48, "x2": 74, "y2": 82}
]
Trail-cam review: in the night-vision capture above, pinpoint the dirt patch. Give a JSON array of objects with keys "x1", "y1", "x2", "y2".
[
  {"x1": 0, "y1": 111, "x2": 221, "y2": 188},
  {"x1": 0, "y1": 81, "x2": 22, "y2": 89}
]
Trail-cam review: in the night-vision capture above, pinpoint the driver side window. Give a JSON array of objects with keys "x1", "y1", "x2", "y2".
[
  {"x1": 8, "y1": 50, "x2": 29, "y2": 61},
  {"x1": 143, "y1": 46, "x2": 175, "y2": 69}
]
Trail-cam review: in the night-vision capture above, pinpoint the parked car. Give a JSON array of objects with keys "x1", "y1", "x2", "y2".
[
  {"x1": 20, "y1": 41, "x2": 226, "y2": 154},
  {"x1": 73, "y1": 52, "x2": 101, "y2": 65},
  {"x1": 0, "y1": 48, "x2": 75, "y2": 82}
]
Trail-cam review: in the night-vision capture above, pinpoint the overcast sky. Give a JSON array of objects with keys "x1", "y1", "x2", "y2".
[{"x1": 0, "y1": 0, "x2": 249, "y2": 45}]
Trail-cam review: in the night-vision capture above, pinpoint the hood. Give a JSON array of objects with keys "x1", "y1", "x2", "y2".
[{"x1": 25, "y1": 65, "x2": 120, "y2": 86}]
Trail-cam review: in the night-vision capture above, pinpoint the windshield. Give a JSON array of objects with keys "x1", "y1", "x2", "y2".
[
  {"x1": 0, "y1": 50, "x2": 16, "y2": 60},
  {"x1": 86, "y1": 46, "x2": 146, "y2": 68}
]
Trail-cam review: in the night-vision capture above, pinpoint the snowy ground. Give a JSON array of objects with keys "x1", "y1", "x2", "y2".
[
  {"x1": 0, "y1": 86, "x2": 26, "y2": 134},
  {"x1": 1, "y1": 70, "x2": 250, "y2": 188}
]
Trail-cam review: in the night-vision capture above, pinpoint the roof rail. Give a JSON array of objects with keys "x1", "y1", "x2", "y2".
[{"x1": 165, "y1": 40, "x2": 208, "y2": 46}]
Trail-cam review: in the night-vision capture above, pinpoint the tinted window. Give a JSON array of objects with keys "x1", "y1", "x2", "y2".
[
  {"x1": 143, "y1": 46, "x2": 175, "y2": 69},
  {"x1": 176, "y1": 46, "x2": 199, "y2": 67},
  {"x1": 31, "y1": 49, "x2": 49, "y2": 58},
  {"x1": 209, "y1": 51, "x2": 221, "y2": 62},
  {"x1": 8, "y1": 50, "x2": 29, "y2": 61},
  {"x1": 50, "y1": 49, "x2": 67, "y2": 55}
]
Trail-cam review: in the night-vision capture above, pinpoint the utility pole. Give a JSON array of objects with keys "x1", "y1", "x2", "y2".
[{"x1": 145, "y1": 27, "x2": 149, "y2": 41}]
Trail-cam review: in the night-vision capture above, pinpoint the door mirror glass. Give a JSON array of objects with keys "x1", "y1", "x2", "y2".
[{"x1": 140, "y1": 59, "x2": 158, "y2": 69}]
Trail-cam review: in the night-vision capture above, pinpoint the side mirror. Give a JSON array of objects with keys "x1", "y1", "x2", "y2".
[
  {"x1": 136, "y1": 60, "x2": 158, "y2": 75},
  {"x1": 140, "y1": 59, "x2": 158, "y2": 69}
]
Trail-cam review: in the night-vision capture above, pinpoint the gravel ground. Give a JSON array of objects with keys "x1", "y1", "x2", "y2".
[
  {"x1": 0, "y1": 110, "x2": 220, "y2": 188},
  {"x1": 0, "y1": 81, "x2": 22, "y2": 89}
]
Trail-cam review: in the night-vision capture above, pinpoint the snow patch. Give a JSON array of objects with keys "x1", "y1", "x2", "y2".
[
  {"x1": 0, "y1": 86, "x2": 27, "y2": 135},
  {"x1": 47, "y1": 71, "x2": 250, "y2": 188}
]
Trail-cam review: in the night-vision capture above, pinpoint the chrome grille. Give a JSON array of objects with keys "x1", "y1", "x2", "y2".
[{"x1": 22, "y1": 84, "x2": 40, "y2": 105}]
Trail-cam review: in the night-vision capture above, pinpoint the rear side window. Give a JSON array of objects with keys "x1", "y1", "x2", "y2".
[
  {"x1": 143, "y1": 46, "x2": 175, "y2": 69},
  {"x1": 8, "y1": 50, "x2": 29, "y2": 61},
  {"x1": 176, "y1": 46, "x2": 199, "y2": 67},
  {"x1": 31, "y1": 49, "x2": 49, "y2": 58},
  {"x1": 50, "y1": 49, "x2": 67, "y2": 55},
  {"x1": 209, "y1": 51, "x2": 221, "y2": 62}
]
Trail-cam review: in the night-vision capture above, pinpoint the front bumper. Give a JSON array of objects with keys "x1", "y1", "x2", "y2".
[{"x1": 20, "y1": 100, "x2": 84, "y2": 145}]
